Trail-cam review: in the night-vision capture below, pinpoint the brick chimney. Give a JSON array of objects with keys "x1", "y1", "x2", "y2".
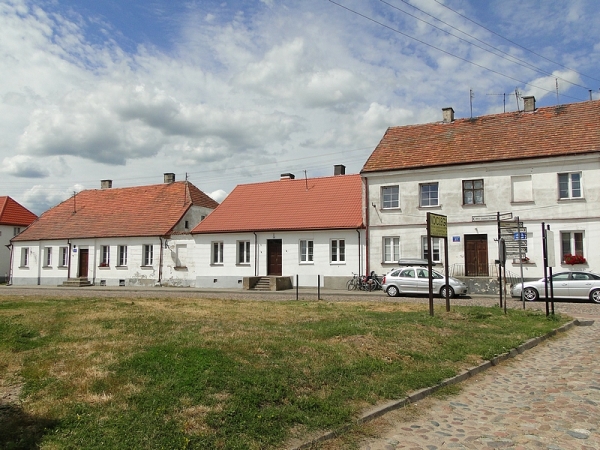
[
  {"x1": 280, "y1": 173, "x2": 295, "y2": 180},
  {"x1": 442, "y1": 107, "x2": 455, "y2": 123},
  {"x1": 100, "y1": 180, "x2": 112, "y2": 189},
  {"x1": 334, "y1": 164, "x2": 346, "y2": 176},
  {"x1": 164, "y1": 173, "x2": 176, "y2": 184},
  {"x1": 523, "y1": 96, "x2": 536, "y2": 112}
]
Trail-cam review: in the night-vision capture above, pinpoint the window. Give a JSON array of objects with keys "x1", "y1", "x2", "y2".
[
  {"x1": 59, "y1": 247, "x2": 69, "y2": 267},
  {"x1": 20, "y1": 248, "x2": 29, "y2": 267},
  {"x1": 381, "y1": 186, "x2": 399, "y2": 209},
  {"x1": 561, "y1": 231, "x2": 584, "y2": 262},
  {"x1": 212, "y1": 241, "x2": 224, "y2": 264},
  {"x1": 300, "y1": 240, "x2": 314, "y2": 263},
  {"x1": 420, "y1": 183, "x2": 439, "y2": 207},
  {"x1": 184, "y1": 220, "x2": 189, "y2": 229},
  {"x1": 511, "y1": 175, "x2": 533, "y2": 202},
  {"x1": 331, "y1": 239, "x2": 345, "y2": 263},
  {"x1": 237, "y1": 241, "x2": 250, "y2": 264},
  {"x1": 13, "y1": 227, "x2": 21, "y2": 236},
  {"x1": 100, "y1": 245, "x2": 110, "y2": 267},
  {"x1": 383, "y1": 237, "x2": 400, "y2": 263},
  {"x1": 558, "y1": 172, "x2": 582, "y2": 199},
  {"x1": 462, "y1": 179, "x2": 484, "y2": 205},
  {"x1": 422, "y1": 237, "x2": 441, "y2": 262},
  {"x1": 176, "y1": 244, "x2": 187, "y2": 267},
  {"x1": 44, "y1": 247, "x2": 52, "y2": 267},
  {"x1": 143, "y1": 244, "x2": 154, "y2": 266},
  {"x1": 118, "y1": 245, "x2": 127, "y2": 266}
]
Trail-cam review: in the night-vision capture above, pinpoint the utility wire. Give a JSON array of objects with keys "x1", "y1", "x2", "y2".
[
  {"x1": 432, "y1": 0, "x2": 600, "y2": 84},
  {"x1": 327, "y1": 0, "x2": 585, "y2": 102},
  {"x1": 382, "y1": 0, "x2": 591, "y2": 90}
]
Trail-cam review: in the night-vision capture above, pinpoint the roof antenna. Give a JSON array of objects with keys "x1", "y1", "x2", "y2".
[
  {"x1": 514, "y1": 88, "x2": 521, "y2": 111},
  {"x1": 72, "y1": 191, "x2": 77, "y2": 213},
  {"x1": 486, "y1": 93, "x2": 507, "y2": 113},
  {"x1": 304, "y1": 170, "x2": 308, "y2": 191},
  {"x1": 469, "y1": 89, "x2": 474, "y2": 118},
  {"x1": 555, "y1": 78, "x2": 560, "y2": 105}
]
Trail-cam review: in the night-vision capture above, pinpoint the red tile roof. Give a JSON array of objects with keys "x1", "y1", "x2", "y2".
[
  {"x1": 192, "y1": 174, "x2": 364, "y2": 234},
  {"x1": 362, "y1": 100, "x2": 600, "y2": 173},
  {"x1": 0, "y1": 197, "x2": 37, "y2": 227},
  {"x1": 12, "y1": 181, "x2": 218, "y2": 242}
]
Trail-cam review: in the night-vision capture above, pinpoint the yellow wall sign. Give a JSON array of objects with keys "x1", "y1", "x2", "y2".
[{"x1": 428, "y1": 213, "x2": 447, "y2": 238}]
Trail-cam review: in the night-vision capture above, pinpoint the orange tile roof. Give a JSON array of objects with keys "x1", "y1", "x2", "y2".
[
  {"x1": 0, "y1": 197, "x2": 37, "y2": 227},
  {"x1": 362, "y1": 100, "x2": 600, "y2": 173},
  {"x1": 12, "y1": 181, "x2": 218, "y2": 242},
  {"x1": 192, "y1": 174, "x2": 364, "y2": 234}
]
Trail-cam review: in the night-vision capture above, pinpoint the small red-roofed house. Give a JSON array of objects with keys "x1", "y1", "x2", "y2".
[
  {"x1": 10, "y1": 174, "x2": 218, "y2": 287},
  {"x1": 190, "y1": 166, "x2": 366, "y2": 289},
  {"x1": 362, "y1": 98, "x2": 600, "y2": 286},
  {"x1": 0, "y1": 197, "x2": 37, "y2": 283}
]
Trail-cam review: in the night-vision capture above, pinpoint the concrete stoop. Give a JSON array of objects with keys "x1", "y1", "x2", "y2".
[{"x1": 286, "y1": 319, "x2": 591, "y2": 450}]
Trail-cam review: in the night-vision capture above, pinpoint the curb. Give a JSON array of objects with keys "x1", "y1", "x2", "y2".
[{"x1": 288, "y1": 318, "x2": 591, "y2": 450}]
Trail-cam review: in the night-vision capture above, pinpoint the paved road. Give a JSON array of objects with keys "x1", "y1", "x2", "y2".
[{"x1": 358, "y1": 316, "x2": 600, "y2": 449}]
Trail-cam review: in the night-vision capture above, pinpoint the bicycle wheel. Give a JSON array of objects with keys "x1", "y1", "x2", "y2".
[{"x1": 346, "y1": 279, "x2": 356, "y2": 291}]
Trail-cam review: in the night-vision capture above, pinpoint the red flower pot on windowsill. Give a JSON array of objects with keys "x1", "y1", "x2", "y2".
[{"x1": 564, "y1": 254, "x2": 587, "y2": 265}]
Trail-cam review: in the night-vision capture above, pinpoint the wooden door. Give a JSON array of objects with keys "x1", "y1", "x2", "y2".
[
  {"x1": 267, "y1": 240, "x2": 282, "y2": 276},
  {"x1": 78, "y1": 249, "x2": 89, "y2": 278},
  {"x1": 464, "y1": 235, "x2": 488, "y2": 276}
]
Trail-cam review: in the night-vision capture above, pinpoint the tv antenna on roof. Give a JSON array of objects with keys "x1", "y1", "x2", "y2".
[{"x1": 469, "y1": 89, "x2": 474, "y2": 118}]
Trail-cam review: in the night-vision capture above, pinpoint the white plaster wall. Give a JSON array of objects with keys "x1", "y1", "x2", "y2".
[
  {"x1": 365, "y1": 154, "x2": 600, "y2": 279},
  {"x1": 0, "y1": 225, "x2": 15, "y2": 282}
]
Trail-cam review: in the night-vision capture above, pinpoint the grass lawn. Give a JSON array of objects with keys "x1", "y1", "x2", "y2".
[{"x1": 0, "y1": 295, "x2": 569, "y2": 449}]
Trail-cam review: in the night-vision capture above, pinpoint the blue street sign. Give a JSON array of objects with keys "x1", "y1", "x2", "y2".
[{"x1": 513, "y1": 232, "x2": 526, "y2": 240}]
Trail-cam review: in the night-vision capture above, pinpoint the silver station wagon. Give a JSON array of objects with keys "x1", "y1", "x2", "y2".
[{"x1": 382, "y1": 266, "x2": 468, "y2": 298}]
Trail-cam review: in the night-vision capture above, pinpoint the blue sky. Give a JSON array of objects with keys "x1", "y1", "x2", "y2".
[{"x1": 1, "y1": 0, "x2": 599, "y2": 214}]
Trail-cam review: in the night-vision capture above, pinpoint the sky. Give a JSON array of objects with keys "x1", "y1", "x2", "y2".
[{"x1": 1, "y1": 0, "x2": 599, "y2": 215}]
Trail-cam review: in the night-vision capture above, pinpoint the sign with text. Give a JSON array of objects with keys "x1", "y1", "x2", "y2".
[{"x1": 428, "y1": 212, "x2": 447, "y2": 238}]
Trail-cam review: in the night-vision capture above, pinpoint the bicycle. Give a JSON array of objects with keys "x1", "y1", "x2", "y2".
[{"x1": 346, "y1": 273, "x2": 362, "y2": 290}]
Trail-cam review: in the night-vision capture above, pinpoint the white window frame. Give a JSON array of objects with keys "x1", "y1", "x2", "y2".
[
  {"x1": 212, "y1": 241, "x2": 224, "y2": 265},
  {"x1": 558, "y1": 172, "x2": 582, "y2": 199},
  {"x1": 419, "y1": 182, "x2": 439, "y2": 207},
  {"x1": 20, "y1": 248, "x2": 29, "y2": 267},
  {"x1": 381, "y1": 185, "x2": 400, "y2": 209},
  {"x1": 143, "y1": 244, "x2": 154, "y2": 266},
  {"x1": 13, "y1": 227, "x2": 21, "y2": 236},
  {"x1": 100, "y1": 245, "x2": 110, "y2": 267},
  {"x1": 383, "y1": 237, "x2": 400, "y2": 263},
  {"x1": 330, "y1": 239, "x2": 346, "y2": 264},
  {"x1": 422, "y1": 236, "x2": 442, "y2": 263},
  {"x1": 118, "y1": 245, "x2": 128, "y2": 266},
  {"x1": 59, "y1": 247, "x2": 69, "y2": 267},
  {"x1": 299, "y1": 240, "x2": 314, "y2": 263},
  {"x1": 560, "y1": 231, "x2": 584, "y2": 262},
  {"x1": 237, "y1": 241, "x2": 251, "y2": 265},
  {"x1": 44, "y1": 247, "x2": 52, "y2": 267}
]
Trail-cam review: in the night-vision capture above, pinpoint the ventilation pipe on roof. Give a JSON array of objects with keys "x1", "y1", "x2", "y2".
[
  {"x1": 100, "y1": 180, "x2": 112, "y2": 189},
  {"x1": 442, "y1": 107, "x2": 455, "y2": 123},
  {"x1": 164, "y1": 173, "x2": 176, "y2": 184},
  {"x1": 280, "y1": 173, "x2": 295, "y2": 180},
  {"x1": 334, "y1": 164, "x2": 346, "y2": 176},
  {"x1": 523, "y1": 96, "x2": 536, "y2": 112}
]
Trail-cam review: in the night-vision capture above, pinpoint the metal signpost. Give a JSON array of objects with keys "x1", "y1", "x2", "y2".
[{"x1": 427, "y1": 212, "x2": 449, "y2": 316}]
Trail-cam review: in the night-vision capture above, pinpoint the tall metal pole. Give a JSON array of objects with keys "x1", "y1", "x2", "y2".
[
  {"x1": 517, "y1": 217, "x2": 525, "y2": 309},
  {"x1": 427, "y1": 214, "x2": 434, "y2": 317},
  {"x1": 542, "y1": 222, "x2": 549, "y2": 317}
]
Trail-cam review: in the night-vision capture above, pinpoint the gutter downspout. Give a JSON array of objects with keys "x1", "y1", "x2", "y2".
[
  {"x1": 158, "y1": 237, "x2": 164, "y2": 286},
  {"x1": 253, "y1": 232, "x2": 258, "y2": 276},
  {"x1": 37, "y1": 242, "x2": 42, "y2": 285},
  {"x1": 356, "y1": 229, "x2": 361, "y2": 276},
  {"x1": 6, "y1": 243, "x2": 13, "y2": 285},
  {"x1": 67, "y1": 240, "x2": 72, "y2": 279},
  {"x1": 364, "y1": 176, "x2": 370, "y2": 277}
]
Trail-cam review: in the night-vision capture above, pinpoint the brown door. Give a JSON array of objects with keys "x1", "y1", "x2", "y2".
[
  {"x1": 267, "y1": 240, "x2": 282, "y2": 276},
  {"x1": 464, "y1": 235, "x2": 488, "y2": 276},
  {"x1": 78, "y1": 249, "x2": 89, "y2": 278}
]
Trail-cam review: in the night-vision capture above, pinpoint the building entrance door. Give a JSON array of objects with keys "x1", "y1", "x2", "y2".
[
  {"x1": 267, "y1": 240, "x2": 282, "y2": 276},
  {"x1": 464, "y1": 235, "x2": 488, "y2": 276},
  {"x1": 78, "y1": 249, "x2": 89, "y2": 278}
]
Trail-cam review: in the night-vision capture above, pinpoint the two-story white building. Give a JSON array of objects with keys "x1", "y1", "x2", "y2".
[
  {"x1": 0, "y1": 197, "x2": 37, "y2": 283},
  {"x1": 10, "y1": 174, "x2": 218, "y2": 286},
  {"x1": 361, "y1": 98, "x2": 600, "y2": 288}
]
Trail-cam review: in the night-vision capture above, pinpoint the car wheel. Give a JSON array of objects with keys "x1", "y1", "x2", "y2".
[
  {"x1": 386, "y1": 285, "x2": 399, "y2": 297},
  {"x1": 523, "y1": 287, "x2": 538, "y2": 301},
  {"x1": 590, "y1": 289, "x2": 600, "y2": 303},
  {"x1": 440, "y1": 285, "x2": 455, "y2": 298}
]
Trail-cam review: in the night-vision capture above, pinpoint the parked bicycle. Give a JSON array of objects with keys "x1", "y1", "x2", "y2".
[{"x1": 347, "y1": 272, "x2": 382, "y2": 291}]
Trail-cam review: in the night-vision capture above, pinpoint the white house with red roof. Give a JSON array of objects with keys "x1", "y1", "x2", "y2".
[
  {"x1": 10, "y1": 174, "x2": 218, "y2": 286},
  {"x1": 190, "y1": 166, "x2": 366, "y2": 289},
  {"x1": 0, "y1": 197, "x2": 37, "y2": 283},
  {"x1": 361, "y1": 98, "x2": 600, "y2": 289}
]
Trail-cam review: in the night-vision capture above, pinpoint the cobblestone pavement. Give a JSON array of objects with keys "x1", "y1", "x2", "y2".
[{"x1": 359, "y1": 316, "x2": 600, "y2": 450}]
